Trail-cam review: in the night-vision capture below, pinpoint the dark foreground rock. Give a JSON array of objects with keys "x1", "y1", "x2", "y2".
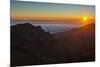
[
  {"x1": 11, "y1": 23, "x2": 95, "y2": 66},
  {"x1": 54, "y1": 23, "x2": 95, "y2": 62},
  {"x1": 11, "y1": 23, "x2": 69, "y2": 66}
]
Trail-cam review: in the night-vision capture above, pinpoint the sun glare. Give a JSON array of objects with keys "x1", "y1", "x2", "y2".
[{"x1": 83, "y1": 16, "x2": 88, "y2": 21}]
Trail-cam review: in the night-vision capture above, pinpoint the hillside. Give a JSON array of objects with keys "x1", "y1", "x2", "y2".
[
  {"x1": 11, "y1": 23, "x2": 95, "y2": 66},
  {"x1": 54, "y1": 23, "x2": 95, "y2": 61},
  {"x1": 11, "y1": 23, "x2": 69, "y2": 66}
]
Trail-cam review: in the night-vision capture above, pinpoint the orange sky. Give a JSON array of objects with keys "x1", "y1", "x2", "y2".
[{"x1": 11, "y1": 1, "x2": 95, "y2": 24}]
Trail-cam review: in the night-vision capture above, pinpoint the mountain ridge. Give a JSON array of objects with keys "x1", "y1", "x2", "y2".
[
  {"x1": 11, "y1": 23, "x2": 95, "y2": 66},
  {"x1": 53, "y1": 23, "x2": 95, "y2": 61}
]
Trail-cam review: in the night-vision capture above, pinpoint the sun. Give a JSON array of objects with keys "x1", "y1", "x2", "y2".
[
  {"x1": 81, "y1": 16, "x2": 90, "y2": 25},
  {"x1": 83, "y1": 16, "x2": 88, "y2": 21}
]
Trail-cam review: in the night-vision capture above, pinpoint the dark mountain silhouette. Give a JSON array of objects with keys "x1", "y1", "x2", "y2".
[
  {"x1": 11, "y1": 23, "x2": 70, "y2": 66},
  {"x1": 54, "y1": 23, "x2": 95, "y2": 61},
  {"x1": 11, "y1": 23, "x2": 95, "y2": 66}
]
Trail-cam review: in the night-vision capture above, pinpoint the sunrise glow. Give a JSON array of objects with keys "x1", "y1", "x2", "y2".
[
  {"x1": 11, "y1": 1, "x2": 95, "y2": 24},
  {"x1": 83, "y1": 16, "x2": 88, "y2": 21}
]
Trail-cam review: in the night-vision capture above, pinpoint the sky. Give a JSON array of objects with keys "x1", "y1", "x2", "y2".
[{"x1": 11, "y1": 1, "x2": 95, "y2": 24}]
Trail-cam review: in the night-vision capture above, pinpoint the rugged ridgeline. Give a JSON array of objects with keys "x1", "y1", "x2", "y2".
[
  {"x1": 11, "y1": 23, "x2": 69, "y2": 66},
  {"x1": 54, "y1": 23, "x2": 95, "y2": 62},
  {"x1": 11, "y1": 23, "x2": 95, "y2": 66}
]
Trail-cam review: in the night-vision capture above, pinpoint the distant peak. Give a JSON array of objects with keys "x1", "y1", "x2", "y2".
[
  {"x1": 17, "y1": 23, "x2": 33, "y2": 27},
  {"x1": 89, "y1": 23, "x2": 95, "y2": 26},
  {"x1": 11, "y1": 23, "x2": 42, "y2": 29}
]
